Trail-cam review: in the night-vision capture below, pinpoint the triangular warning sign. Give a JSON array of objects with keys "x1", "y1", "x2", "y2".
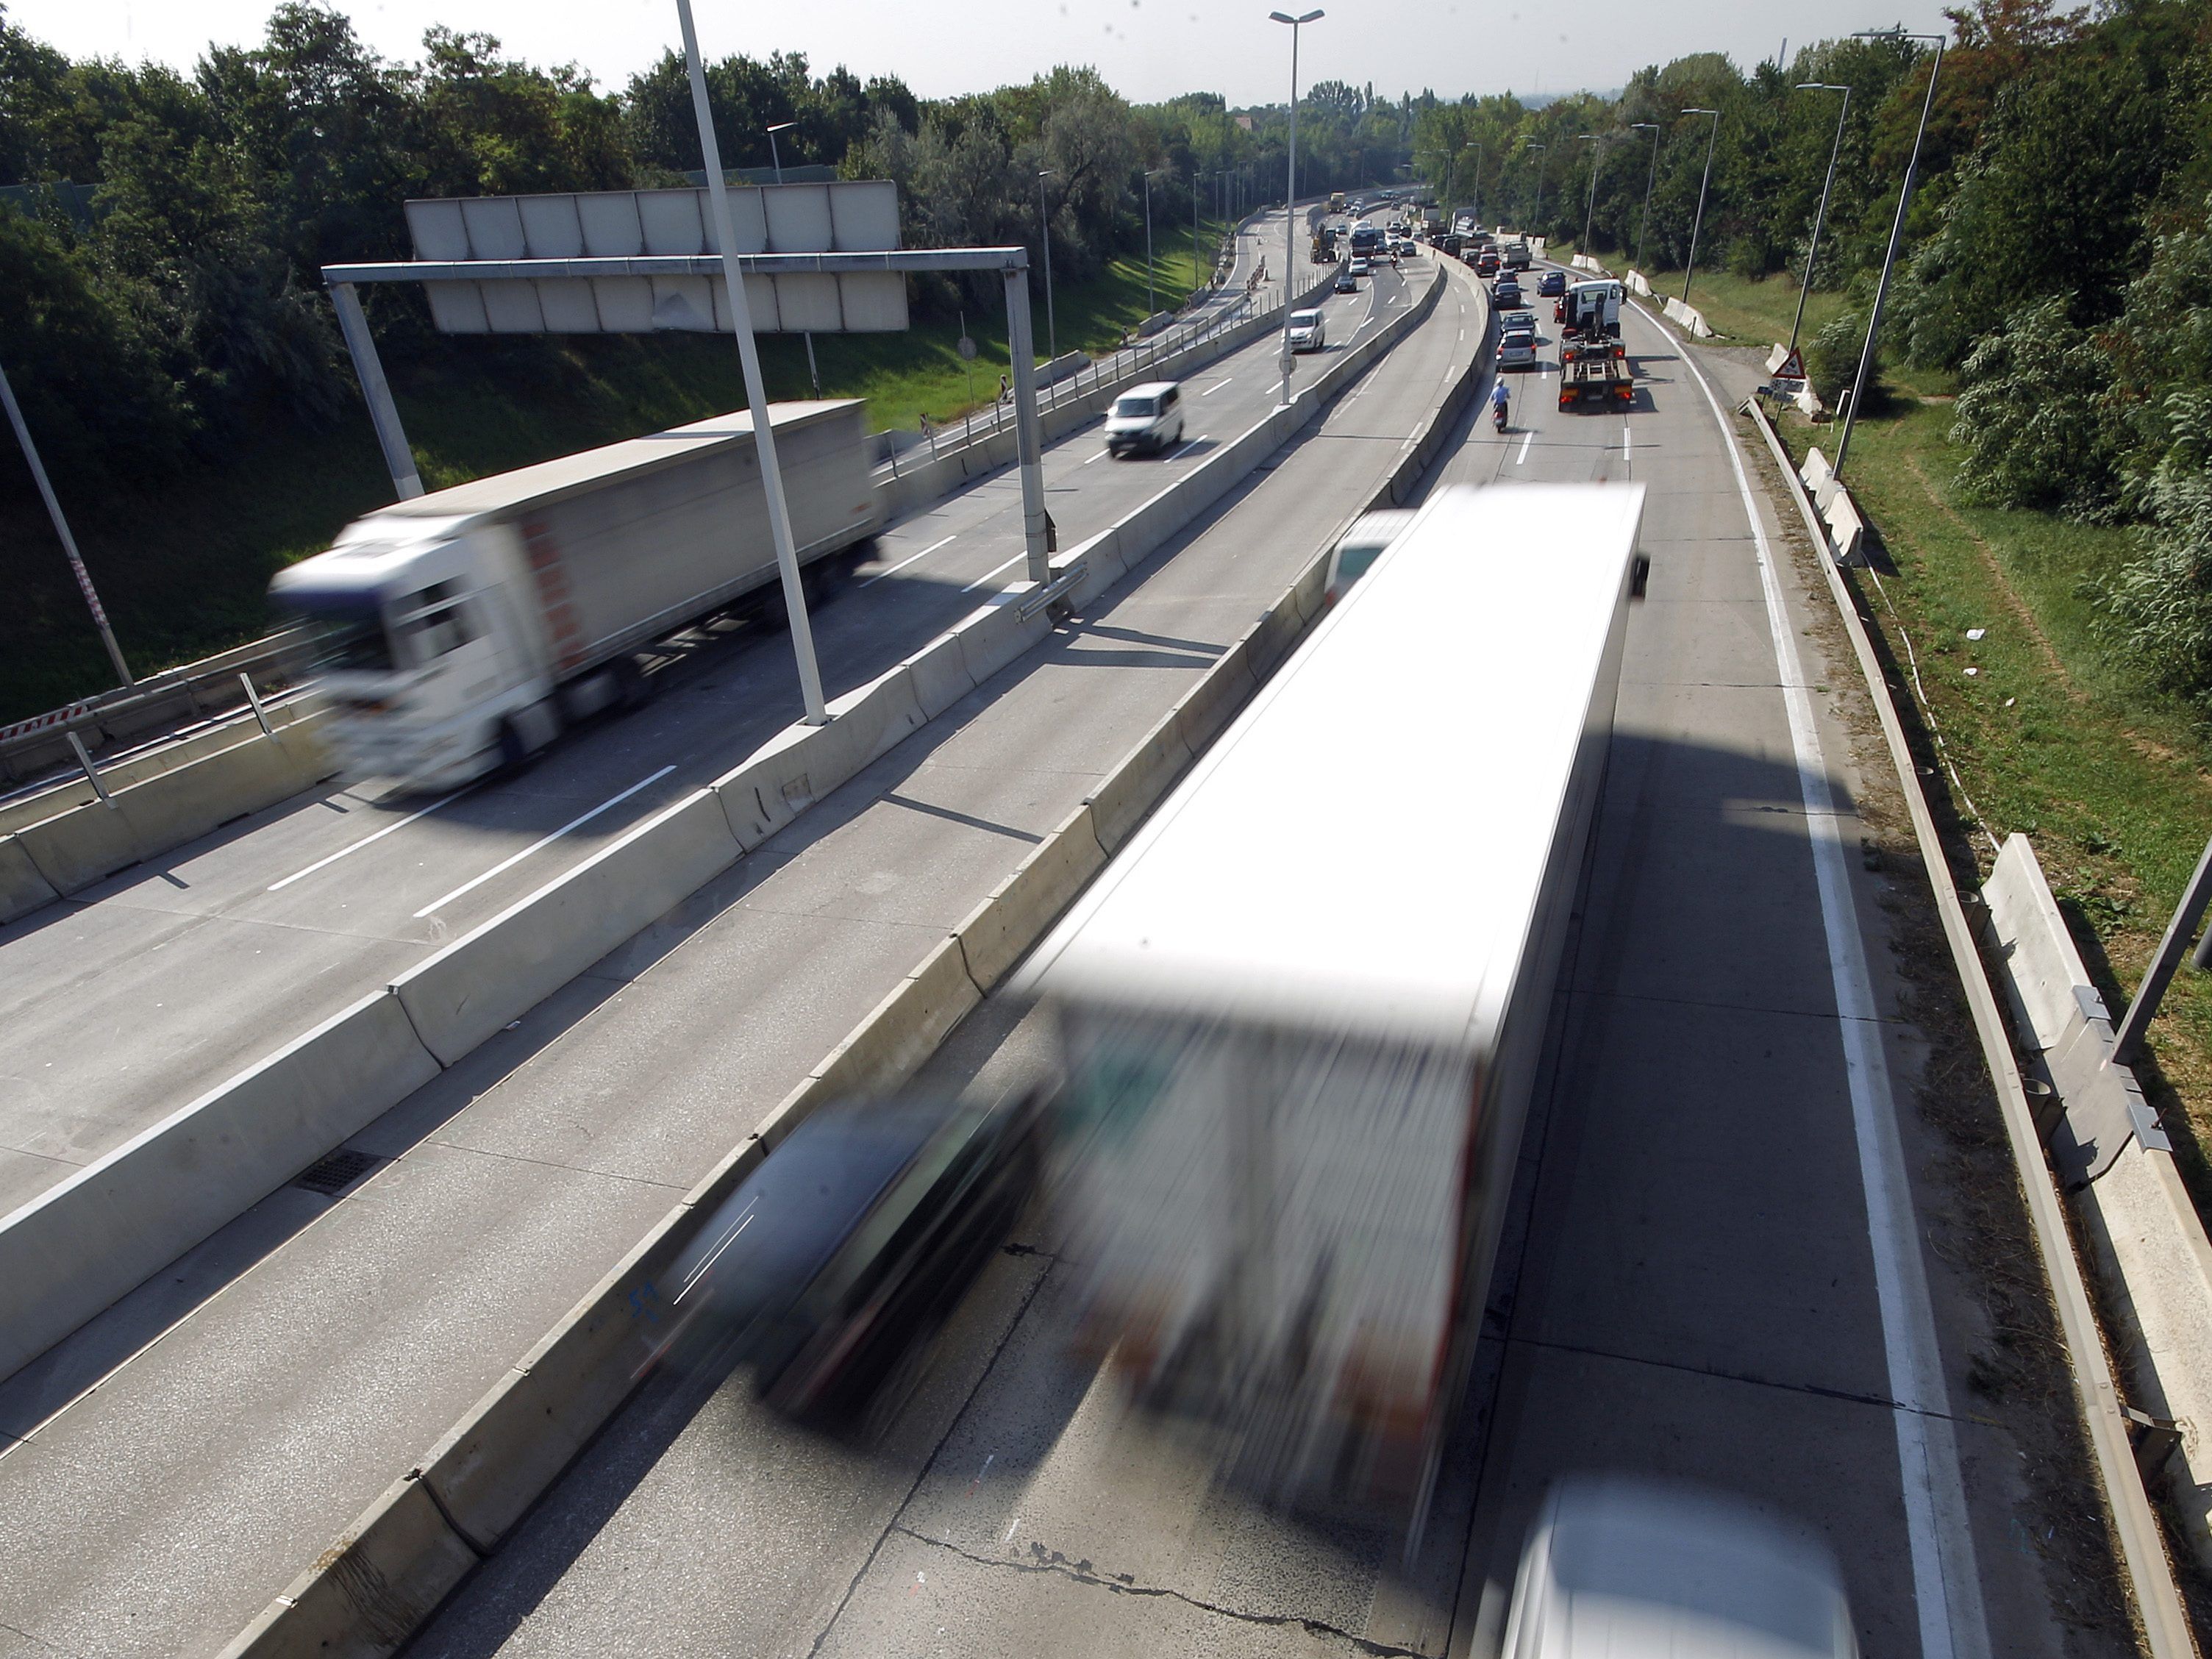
[{"x1": 1773, "y1": 347, "x2": 1807, "y2": 382}]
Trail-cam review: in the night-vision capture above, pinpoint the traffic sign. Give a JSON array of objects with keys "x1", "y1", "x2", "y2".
[
  {"x1": 957, "y1": 335, "x2": 978, "y2": 360},
  {"x1": 1772, "y1": 346, "x2": 1806, "y2": 382}
]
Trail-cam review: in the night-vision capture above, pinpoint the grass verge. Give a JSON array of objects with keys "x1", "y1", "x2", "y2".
[
  {"x1": 1771, "y1": 393, "x2": 2212, "y2": 1226},
  {"x1": 0, "y1": 227, "x2": 1238, "y2": 724}
]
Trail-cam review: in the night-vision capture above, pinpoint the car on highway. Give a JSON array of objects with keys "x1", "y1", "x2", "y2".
[
  {"x1": 1538, "y1": 269, "x2": 1567, "y2": 297},
  {"x1": 1498, "y1": 313, "x2": 1540, "y2": 370},
  {"x1": 1394, "y1": 239, "x2": 1418, "y2": 259},
  {"x1": 667, "y1": 1085, "x2": 1046, "y2": 1426},
  {"x1": 1288, "y1": 307, "x2": 1327, "y2": 352},
  {"x1": 1494, "y1": 276, "x2": 1525, "y2": 308},
  {"x1": 1502, "y1": 1477, "x2": 1860, "y2": 1659},
  {"x1": 1324, "y1": 509, "x2": 1415, "y2": 604},
  {"x1": 1349, "y1": 255, "x2": 1371, "y2": 277},
  {"x1": 1334, "y1": 267, "x2": 1358, "y2": 294},
  {"x1": 1105, "y1": 381, "x2": 1185, "y2": 457},
  {"x1": 1477, "y1": 249, "x2": 1502, "y2": 276}
]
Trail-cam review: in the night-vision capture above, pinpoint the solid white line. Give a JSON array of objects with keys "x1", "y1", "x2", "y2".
[
  {"x1": 960, "y1": 550, "x2": 1028, "y2": 594},
  {"x1": 1666, "y1": 305, "x2": 1988, "y2": 1659},
  {"x1": 1203, "y1": 378, "x2": 1234, "y2": 396},
  {"x1": 1623, "y1": 423, "x2": 1633, "y2": 462},
  {"x1": 413, "y1": 764, "x2": 677, "y2": 919},
  {"x1": 268, "y1": 785, "x2": 471, "y2": 891},
  {"x1": 1515, "y1": 430, "x2": 1533, "y2": 465},
  {"x1": 1082, "y1": 449, "x2": 1106, "y2": 464},
  {"x1": 1166, "y1": 438, "x2": 1201, "y2": 462},
  {"x1": 857, "y1": 532, "x2": 957, "y2": 589}
]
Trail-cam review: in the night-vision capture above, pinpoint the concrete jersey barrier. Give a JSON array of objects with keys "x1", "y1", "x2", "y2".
[
  {"x1": 0, "y1": 257, "x2": 1447, "y2": 1396},
  {"x1": 215, "y1": 253, "x2": 1494, "y2": 1659}
]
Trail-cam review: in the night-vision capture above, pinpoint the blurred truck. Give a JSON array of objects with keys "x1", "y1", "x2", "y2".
[
  {"x1": 1016, "y1": 483, "x2": 1646, "y2": 1535},
  {"x1": 271, "y1": 401, "x2": 878, "y2": 790}
]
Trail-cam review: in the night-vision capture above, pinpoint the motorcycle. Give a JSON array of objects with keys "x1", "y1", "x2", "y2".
[{"x1": 1492, "y1": 397, "x2": 1510, "y2": 435}]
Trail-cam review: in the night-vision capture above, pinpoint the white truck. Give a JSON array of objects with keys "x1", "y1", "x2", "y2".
[
  {"x1": 271, "y1": 400, "x2": 878, "y2": 789},
  {"x1": 1017, "y1": 483, "x2": 1645, "y2": 1534}
]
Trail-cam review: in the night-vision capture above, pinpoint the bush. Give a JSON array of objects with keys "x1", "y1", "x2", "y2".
[
  {"x1": 1804, "y1": 307, "x2": 1891, "y2": 415},
  {"x1": 1949, "y1": 296, "x2": 2115, "y2": 513},
  {"x1": 2102, "y1": 396, "x2": 2212, "y2": 702}
]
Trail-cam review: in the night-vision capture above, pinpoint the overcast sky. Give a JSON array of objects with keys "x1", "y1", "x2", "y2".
[{"x1": 9, "y1": 0, "x2": 1952, "y2": 108}]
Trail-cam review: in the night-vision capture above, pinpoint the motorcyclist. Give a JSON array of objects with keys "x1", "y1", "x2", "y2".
[{"x1": 1491, "y1": 379, "x2": 1510, "y2": 429}]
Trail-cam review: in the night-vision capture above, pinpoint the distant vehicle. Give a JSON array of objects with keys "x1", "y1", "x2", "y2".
[
  {"x1": 1494, "y1": 276, "x2": 1525, "y2": 308},
  {"x1": 1387, "y1": 218, "x2": 1405, "y2": 235},
  {"x1": 1477, "y1": 249, "x2": 1502, "y2": 276},
  {"x1": 1503, "y1": 240, "x2": 1534, "y2": 271},
  {"x1": 1538, "y1": 268, "x2": 1566, "y2": 297},
  {"x1": 271, "y1": 402, "x2": 879, "y2": 791},
  {"x1": 1503, "y1": 1477, "x2": 1861, "y2": 1659},
  {"x1": 1019, "y1": 484, "x2": 1646, "y2": 1528},
  {"x1": 1329, "y1": 190, "x2": 1348, "y2": 213},
  {"x1": 1288, "y1": 307, "x2": 1327, "y2": 352},
  {"x1": 1323, "y1": 509, "x2": 1415, "y2": 604},
  {"x1": 1105, "y1": 381, "x2": 1185, "y2": 457},
  {"x1": 1335, "y1": 267, "x2": 1359, "y2": 294},
  {"x1": 1394, "y1": 239, "x2": 1419, "y2": 258},
  {"x1": 668, "y1": 1085, "x2": 1046, "y2": 1425},
  {"x1": 1558, "y1": 279, "x2": 1632, "y2": 411}
]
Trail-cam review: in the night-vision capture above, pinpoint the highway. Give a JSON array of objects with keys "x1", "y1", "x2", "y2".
[
  {"x1": 382, "y1": 269, "x2": 2131, "y2": 1659},
  {"x1": 0, "y1": 204, "x2": 1376, "y2": 1221},
  {"x1": 0, "y1": 213, "x2": 1478, "y2": 1656}
]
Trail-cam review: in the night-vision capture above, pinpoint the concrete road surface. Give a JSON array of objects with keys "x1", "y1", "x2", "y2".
[{"x1": 396, "y1": 268, "x2": 2131, "y2": 1659}]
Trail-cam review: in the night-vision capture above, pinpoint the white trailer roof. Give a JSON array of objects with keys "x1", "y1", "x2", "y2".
[
  {"x1": 365, "y1": 399, "x2": 864, "y2": 525},
  {"x1": 1019, "y1": 483, "x2": 1644, "y2": 1046}
]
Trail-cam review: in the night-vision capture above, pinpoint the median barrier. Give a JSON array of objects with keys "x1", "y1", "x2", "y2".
[
  {"x1": 12, "y1": 790, "x2": 143, "y2": 898},
  {"x1": 218, "y1": 216, "x2": 1494, "y2": 1659},
  {"x1": 0, "y1": 988, "x2": 441, "y2": 1383},
  {"x1": 112, "y1": 723, "x2": 320, "y2": 860},
  {"x1": 710, "y1": 664, "x2": 930, "y2": 849},
  {"x1": 953, "y1": 588, "x2": 1055, "y2": 688},
  {"x1": 0, "y1": 834, "x2": 61, "y2": 921},
  {"x1": 955, "y1": 803, "x2": 1109, "y2": 991},
  {"x1": 391, "y1": 788, "x2": 743, "y2": 1066},
  {"x1": 902, "y1": 630, "x2": 979, "y2": 721}
]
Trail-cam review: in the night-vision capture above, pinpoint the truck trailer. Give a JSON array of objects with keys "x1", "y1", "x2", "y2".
[
  {"x1": 1558, "y1": 279, "x2": 1632, "y2": 410},
  {"x1": 1016, "y1": 483, "x2": 1644, "y2": 1535},
  {"x1": 271, "y1": 400, "x2": 879, "y2": 789}
]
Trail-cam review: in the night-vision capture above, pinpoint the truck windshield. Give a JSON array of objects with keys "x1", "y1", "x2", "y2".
[{"x1": 281, "y1": 591, "x2": 397, "y2": 674}]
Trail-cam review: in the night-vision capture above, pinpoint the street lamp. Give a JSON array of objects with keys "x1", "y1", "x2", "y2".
[
  {"x1": 1036, "y1": 168, "x2": 1057, "y2": 361},
  {"x1": 1270, "y1": 7, "x2": 1324, "y2": 410},
  {"x1": 1837, "y1": 30, "x2": 1944, "y2": 475},
  {"x1": 1630, "y1": 121, "x2": 1660, "y2": 271},
  {"x1": 1789, "y1": 83, "x2": 1851, "y2": 363},
  {"x1": 1521, "y1": 139, "x2": 1547, "y2": 240},
  {"x1": 1679, "y1": 108, "x2": 1720, "y2": 302},
  {"x1": 1144, "y1": 167, "x2": 1166, "y2": 314},
  {"x1": 1577, "y1": 133, "x2": 1602, "y2": 260},
  {"x1": 766, "y1": 119, "x2": 818, "y2": 393},
  {"x1": 1466, "y1": 140, "x2": 1483, "y2": 227}
]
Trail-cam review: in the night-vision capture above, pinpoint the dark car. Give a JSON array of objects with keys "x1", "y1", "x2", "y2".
[
  {"x1": 1538, "y1": 269, "x2": 1566, "y2": 297},
  {"x1": 668, "y1": 1085, "x2": 1044, "y2": 1424},
  {"x1": 1476, "y1": 250, "x2": 1502, "y2": 276},
  {"x1": 1334, "y1": 267, "x2": 1358, "y2": 293},
  {"x1": 1494, "y1": 276, "x2": 1524, "y2": 308}
]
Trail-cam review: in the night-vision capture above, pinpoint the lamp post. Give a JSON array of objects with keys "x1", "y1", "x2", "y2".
[
  {"x1": 1036, "y1": 168, "x2": 1057, "y2": 361},
  {"x1": 674, "y1": 0, "x2": 823, "y2": 724},
  {"x1": 1789, "y1": 82, "x2": 1851, "y2": 363},
  {"x1": 0, "y1": 357, "x2": 132, "y2": 685},
  {"x1": 1679, "y1": 107, "x2": 1719, "y2": 302},
  {"x1": 1577, "y1": 133, "x2": 1602, "y2": 260},
  {"x1": 1466, "y1": 140, "x2": 1482, "y2": 228},
  {"x1": 1144, "y1": 167, "x2": 1166, "y2": 314},
  {"x1": 1271, "y1": 7, "x2": 1324, "y2": 410},
  {"x1": 1521, "y1": 139, "x2": 1546, "y2": 240},
  {"x1": 1630, "y1": 121, "x2": 1660, "y2": 271},
  {"x1": 765, "y1": 119, "x2": 819, "y2": 394},
  {"x1": 1836, "y1": 30, "x2": 1944, "y2": 475}
]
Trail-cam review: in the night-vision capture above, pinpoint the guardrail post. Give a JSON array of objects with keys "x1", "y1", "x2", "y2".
[
  {"x1": 239, "y1": 671, "x2": 275, "y2": 738},
  {"x1": 67, "y1": 731, "x2": 113, "y2": 806}
]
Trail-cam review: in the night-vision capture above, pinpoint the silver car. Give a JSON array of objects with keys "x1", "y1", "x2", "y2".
[{"x1": 1503, "y1": 1477, "x2": 1860, "y2": 1659}]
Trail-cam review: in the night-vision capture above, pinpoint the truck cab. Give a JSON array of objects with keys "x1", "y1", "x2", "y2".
[{"x1": 271, "y1": 521, "x2": 556, "y2": 790}]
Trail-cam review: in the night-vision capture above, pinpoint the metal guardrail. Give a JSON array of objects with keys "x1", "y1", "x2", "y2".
[{"x1": 0, "y1": 632, "x2": 302, "y2": 790}]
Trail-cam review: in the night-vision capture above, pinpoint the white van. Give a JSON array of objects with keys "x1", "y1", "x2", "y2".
[
  {"x1": 1288, "y1": 308, "x2": 1327, "y2": 352},
  {"x1": 1105, "y1": 381, "x2": 1185, "y2": 458},
  {"x1": 1324, "y1": 509, "x2": 1416, "y2": 604}
]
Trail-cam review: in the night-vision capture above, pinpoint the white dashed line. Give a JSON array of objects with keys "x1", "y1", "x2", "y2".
[{"x1": 858, "y1": 533, "x2": 957, "y2": 589}]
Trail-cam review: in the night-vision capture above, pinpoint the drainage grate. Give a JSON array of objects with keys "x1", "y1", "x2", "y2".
[{"x1": 294, "y1": 1149, "x2": 383, "y2": 1196}]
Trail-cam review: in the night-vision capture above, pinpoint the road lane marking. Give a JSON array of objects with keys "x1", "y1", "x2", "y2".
[
  {"x1": 1516, "y1": 430, "x2": 1533, "y2": 464},
  {"x1": 1203, "y1": 378, "x2": 1234, "y2": 396},
  {"x1": 858, "y1": 533, "x2": 957, "y2": 589},
  {"x1": 268, "y1": 785, "x2": 473, "y2": 891},
  {"x1": 1081, "y1": 448, "x2": 1107, "y2": 464},
  {"x1": 1669, "y1": 305, "x2": 1990, "y2": 1659},
  {"x1": 960, "y1": 550, "x2": 1029, "y2": 593},
  {"x1": 1623, "y1": 423, "x2": 1633, "y2": 461},
  {"x1": 1166, "y1": 438, "x2": 1202, "y2": 461},
  {"x1": 413, "y1": 765, "x2": 677, "y2": 919}
]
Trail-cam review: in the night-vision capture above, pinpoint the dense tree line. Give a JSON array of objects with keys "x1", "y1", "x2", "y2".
[{"x1": 0, "y1": 1, "x2": 1441, "y2": 492}]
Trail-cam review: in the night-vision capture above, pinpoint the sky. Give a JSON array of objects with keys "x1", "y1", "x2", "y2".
[{"x1": 7, "y1": 0, "x2": 1955, "y2": 108}]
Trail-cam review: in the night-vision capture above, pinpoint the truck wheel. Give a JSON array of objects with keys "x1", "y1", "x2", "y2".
[
  {"x1": 496, "y1": 718, "x2": 533, "y2": 775},
  {"x1": 612, "y1": 655, "x2": 654, "y2": 712}
]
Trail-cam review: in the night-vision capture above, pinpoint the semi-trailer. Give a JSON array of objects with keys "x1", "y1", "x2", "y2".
[
  {"x1": 271, "y1": 400, "x2": 878, "y2": 790},
  {"x1": 1017, "y1": 483, "x2": 1645, "y2": 1535}
]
